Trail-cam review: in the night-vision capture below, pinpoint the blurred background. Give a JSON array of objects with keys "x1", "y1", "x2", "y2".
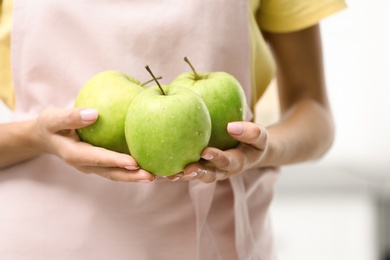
[
  {"x1": 255, "y1": 0, "x2": 390, "y2": 259},
  {"x1": 1, "y1": 0, "x2": 389, "y2": 259}
]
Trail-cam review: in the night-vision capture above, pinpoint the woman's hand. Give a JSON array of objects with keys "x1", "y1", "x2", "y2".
[
  {"x1": 173, "y1": 121, "x2": 269, "y2": 183},
  {"x1": 34, "y1": 107, "x2": 156, "y2": 182},
  {"x1": 163, "y1": 26, "x2": 336, "y2": 184}
]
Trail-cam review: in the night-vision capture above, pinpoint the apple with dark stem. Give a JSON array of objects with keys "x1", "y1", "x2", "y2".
[
  {"x1": 125, "y1": 65, "x2": 211, "y2": 176},
  {"x1": 171, "y1": 57, "x2": 247, "y2": 150}
]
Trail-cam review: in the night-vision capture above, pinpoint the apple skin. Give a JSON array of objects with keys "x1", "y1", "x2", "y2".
[
  {"x1": 171, "y1": 72, "x2": 246, "y2": 150},
  {"x1": 125, "y1": 85, "x2": 211, "y2": 176},
  {"x1": 74, "y1": 70, "x2": 146, "y2": 154}
]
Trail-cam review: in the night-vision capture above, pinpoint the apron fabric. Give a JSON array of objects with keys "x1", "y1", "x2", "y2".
[{"x1": 0, "y1": 1, "x2": 279, "y2": 259}]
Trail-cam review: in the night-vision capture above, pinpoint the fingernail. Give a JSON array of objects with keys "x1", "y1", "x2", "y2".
[
  {"x1": 227, "y1": 122, "x2": 244, "y2": 135},
  {"x1": 80, "y1": 109, "x2": 98, "y2": 121},
  {"x1": 196, "y1": 168, "x2": 207, "y2": 176},
  {"x1": 171, "y1": 176, "x2": 180, "y2": 181},
  {"x1": 187, "y1": 172, "x2": 197, "y2": 178},
  {"x1": 202, "y1": 154, "x2": 213, "y2": 160},
  {"x1": 138, "y1": 179, "x2": 153, "y2": 183},
  {"x1": 171, "y1": 173, "x2": 184, "y2": 181},
  {"x1": 124, "y1": 165, "x2": 139, "y2": 170}
]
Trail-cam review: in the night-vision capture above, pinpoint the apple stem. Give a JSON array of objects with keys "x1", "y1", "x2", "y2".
[
  {"x1": 141, "y1": 76, "x2": 162, "y2": 86},
  {"x1": 145, "y1": 65, "x2": 166, "y2": 95},
  {"x1": 184, "y1": 56, "x2": 200, "y2": 80}
]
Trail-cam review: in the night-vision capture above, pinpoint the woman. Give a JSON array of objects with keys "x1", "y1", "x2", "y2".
[{"x1": 0, "y1": 0, "x2": 346, "y2": 259}]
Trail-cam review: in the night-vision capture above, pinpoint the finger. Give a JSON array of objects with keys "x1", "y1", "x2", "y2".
[
  {"x1": 78, "y1": 166, "x2": 156, "y2": 182},
  {"x1": 42, "y1": 108, "x2": 98, "y2": 133},
  {"x1": 198, "y1": 171, "x2": 217, "y2": 183},
  {"x1": 199, "y1": 147, "x2": 246, "y2": 174},
  {"x1": 200, "y1": 148, "x2": 233, "y2": 170},
  {"x1": 195, "y1": 167, "x2": 229, "y2": 183},
  {"x1": 180, "y1": 163, "x2": 224, "y2": 183},
  {"x1": 59, "y1": 141, "x2": 139, "y2": 169},
  {"x1": 164, "y1": 172, "x2": 204, "y2": 182},
  {"x1": 166, "y1": 173, "x2": 185, "y2": 181},
  {"x1": 227, "y1": 122, "x2": 268, "y2": 150}
]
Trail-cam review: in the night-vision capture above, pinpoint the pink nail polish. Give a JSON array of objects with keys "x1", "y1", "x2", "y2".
[
  {"x1": 170, "y1": 173, "x2": 184, "y2": 181},
  {"x1": 138, "y1": 179, "x2": 153, "y2": 183},
  {"x1": 171, "y1": 176, "x2": 180, "y2": 181},
  {"x1": 196, "y1": 169, "x2": 207, "y2": 176},
  {"x1": 124, "y1": 166, "x2": 139, "y2": 171},
  {"x1": 187, "y1": 172, "x2": 197, "y2": 178},
  {"x1": 80, "y1": 109, "x2": 98, "y2": 121},
  {"x1": 202, "y1": 154, "x2": 213, "y2": 160},
  {"x1": 227, "y1": 122, "x2": 244, "y2": 135}
]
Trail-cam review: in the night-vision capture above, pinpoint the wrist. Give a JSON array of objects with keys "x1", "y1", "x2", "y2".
[{"x1": 0, "y1": 119, "x2": 44, "y2": 168}]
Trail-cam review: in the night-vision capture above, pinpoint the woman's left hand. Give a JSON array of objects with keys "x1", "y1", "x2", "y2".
[{"x1": 169, "y1": 122, "x2": 269, "y2": 183}]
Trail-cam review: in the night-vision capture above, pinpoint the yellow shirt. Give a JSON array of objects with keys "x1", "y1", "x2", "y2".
[
  {"x1": 0, "y1": 0, "x2": 346, "y2": 111},
  {"x1": 0, "y1": 0, "x2": 14, "y2": 109}
]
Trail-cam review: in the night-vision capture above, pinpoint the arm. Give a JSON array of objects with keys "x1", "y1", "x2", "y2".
[
  {"x1": 0, "y1": 120, "x2": 42, "y2": 167},
  {"x1": 262, "y1": 24, "x2": 335, "y2": 165},
  {"x1": 183, "y1": 24, "x2": 335, "y2": 183},
  {"x1": 0, "y1": 108, "x2": 155, "y2": 182}
]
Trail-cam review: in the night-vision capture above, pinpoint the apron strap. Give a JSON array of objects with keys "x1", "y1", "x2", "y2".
[
  {"x1": 230, "y1": 174, "x2": 258, "y2": 260},
  {"x1": 189, "y1": 181, "x2": 220, "y2": 260}
]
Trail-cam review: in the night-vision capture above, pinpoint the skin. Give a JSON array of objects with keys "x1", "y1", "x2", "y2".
[
  {"x1": 0, "y1": 108, "x2": 155, "y2": 182},
  {"x1": 0, "y1": 24, "x2": 334, "y2": 184}
]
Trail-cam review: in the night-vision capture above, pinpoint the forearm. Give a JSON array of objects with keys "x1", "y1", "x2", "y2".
[
  {"x1": 0, "y1": 120, "x2": 43, "y2": 169},
  {"x1": 262, "y1": 98, "x2": 335, "y2": 167}
]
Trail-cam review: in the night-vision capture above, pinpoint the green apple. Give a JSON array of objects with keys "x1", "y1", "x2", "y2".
[
  {"x1": 125, "y1": 66, "x2": 211, "y2": 176},
  {"x1": 74, "y1": 70, "x2": 147, "y2": 154},
  {"x1": 171, "y1": 57, "x2": 247, "y2": 150}
]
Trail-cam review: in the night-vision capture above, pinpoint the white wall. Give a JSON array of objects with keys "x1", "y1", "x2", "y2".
[{"x1": 321, "y1": 0, "x2": 390, "y2": 172}]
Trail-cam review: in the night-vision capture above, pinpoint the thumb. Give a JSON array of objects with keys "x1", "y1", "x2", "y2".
[
  {"x1": 227, "y1": 122, "x2": 268, "y2": 150},
  {"x1": 42, "y1": 108, "x2": 98, "y2": 133}
]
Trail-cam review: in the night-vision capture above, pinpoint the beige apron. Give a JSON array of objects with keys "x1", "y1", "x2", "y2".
[{"x1": 0, "y1": 1, "x2": 278, "y2": 259}]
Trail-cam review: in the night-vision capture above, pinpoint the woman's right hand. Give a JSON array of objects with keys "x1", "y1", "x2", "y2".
[{"x1": 33, "y1": 107, "x2": 156, "y2": 182}]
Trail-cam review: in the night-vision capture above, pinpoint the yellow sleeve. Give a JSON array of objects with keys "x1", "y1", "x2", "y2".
[
  {"x1": 248, "y1": 0, "x2": 276, "y2": 110},
  {"x1": 0, "y1": 0, "x2": 14, "y2": 110},
  {"x1": 257, "y1": 0, "x2": 347, "y2": 33}
]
